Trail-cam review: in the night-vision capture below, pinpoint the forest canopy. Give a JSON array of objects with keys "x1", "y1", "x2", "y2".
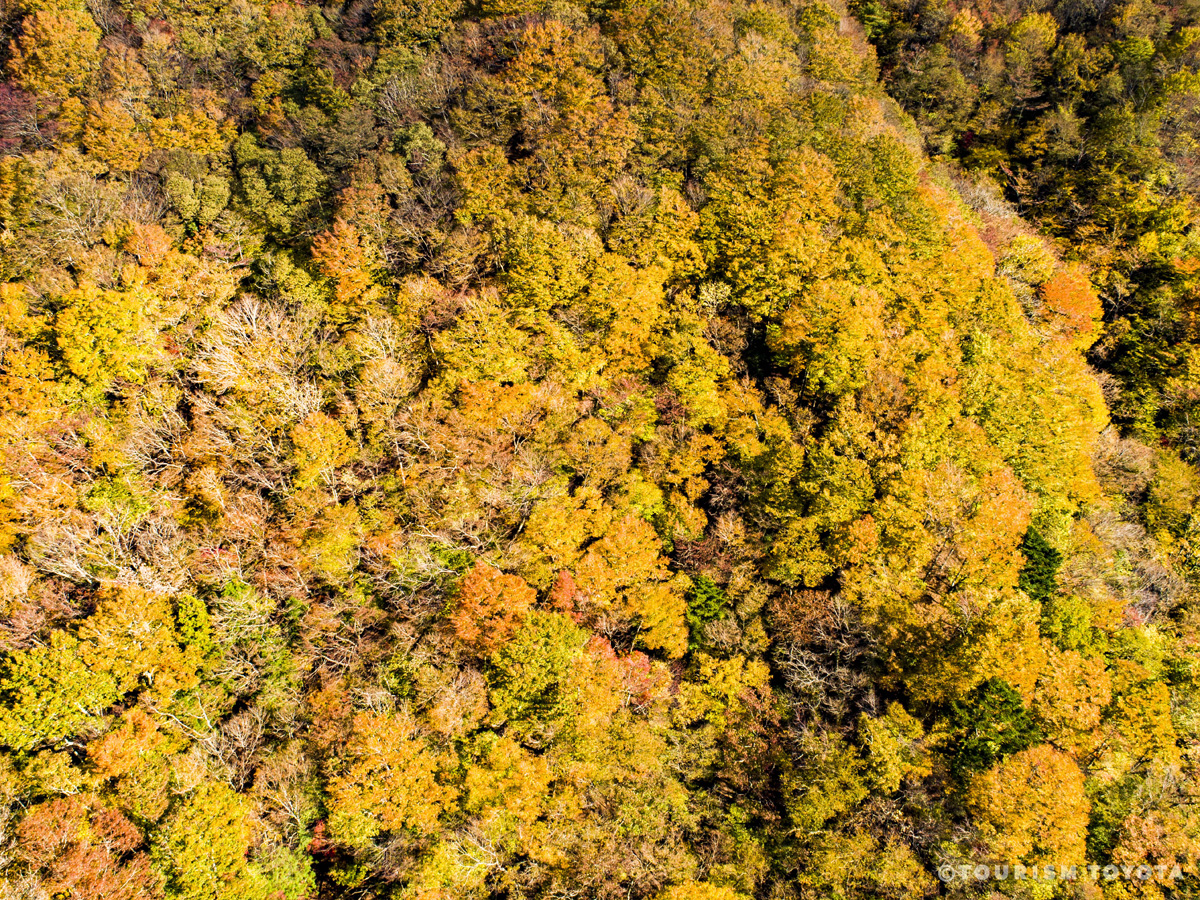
[{"x1": 0, "y1": 0, "x2": 1197, "y2": 897}]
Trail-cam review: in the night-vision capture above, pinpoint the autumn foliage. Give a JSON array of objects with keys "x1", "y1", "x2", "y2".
[{"x1": 0, "y1": 0, "x2": 1196, "y2": 897}]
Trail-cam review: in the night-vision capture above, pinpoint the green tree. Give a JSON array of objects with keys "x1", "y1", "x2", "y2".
[
  {"x1": 487, "y1": 611, "x2": 587, "y2": 745},
  {"x1": 234, "y1": 134, "x2": 324, "y2": 237},
  {"x1": 0, "y1": 632, "x2": 117, "y2": 750},
  {"x1": 946, "y1": 678, "x2": 1043, "y2": 777},
  {"x1": 686, "y1": 575, "x2": 728, "y2": 647},
  {"x1": 153, "y1": 782, "x2": 255, "y2": 900},
  {"x1": 1017, "y1": 528, "x2": 1062, "y2": 605}
]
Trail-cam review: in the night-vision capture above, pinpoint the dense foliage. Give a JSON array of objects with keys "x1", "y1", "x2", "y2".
[
  {"x1": 0, "y1": 0, "x2": 1197, "y2": 897},
  {"x1": 862, "y1": 0, "x2": 1200, "y2": 504}
]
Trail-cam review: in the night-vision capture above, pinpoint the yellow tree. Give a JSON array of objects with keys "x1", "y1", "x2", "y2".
[
  {"x1": 152, "y1": 782, "x2": 255, "y2": 900},
  {"x1": 1102, "y1": 660, "x2": 1181, "y2": 769},
  {"x1": 83, "y1": 101, "x2": 150, "y2": 174},
  {"x1": 0, "y1": 631, "x2": 117, "y2": 750},
  {"x1": 1031, "y1": 647, "x2": 1112, "y2": 754},
  {"x1": 462, "y1": 732, "x2": 554, "y2": 854},
  {"x1": 7, "y1": 9, "x2": 102, "y2": 101},
  {"x1": 699, "y1": 144, "x2": 842, "y2": 318},
  {"x1": 290, "y1": 411, "x2": 355, "y2": 492},
  {"x1": 326, "y1": 709, "x2": 457, "y2": 849},
  {"x1": 77, "y1": 587, "x2": 206, "y2": 704},
  {"x1": 965, "y1": 744, "x2": 1090, "y2": 864},
  {"x1": 574, "y1": 515, "x2": 689, "y2": 657},
  {"x1": 53, "y1": 284, "x2": 162, "y2": 396},
  {"x1": 483, "y1": 19, "x2": 634, "y2": 223},
  {"x1": 654, "y1": 884, "x2": 748, "y2": 900}
]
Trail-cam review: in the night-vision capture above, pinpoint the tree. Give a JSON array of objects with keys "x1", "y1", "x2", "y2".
[
  {"x1": 1031, "y1": 647, "x2": 1111, "y2": 754},
  {"x1": 858, "y1": 703, "x2": 930, "y2": 793},
  {"x1": 77, "y1": 587, "x2": 206, "y2": 703},
  {"x1": 780, "y1": 729, "x2": 869, "y2": 834},
  {"x1": 654, "y1": 884, "x2": 748, "y2": 900},
  {"x1": 290, "y1": 411, "x2": 355, "y2": 491},
  {"x1": 371, "y1": 0, "x2": 462, "y2": 48},
  {"x1": 234, "y1": 134, "x2": 324, "y2": 237},
  {"x1": 326, "y1": 709, "x2": 456, "y2": 849},
  {"x1": 1104, "y1": 660, "x2": 1181, "y2": 768},
  {"x1": 300, "y1": 501, "x2": 361, "y2": 582},
  {"x1": 686, "y1": 575, "x2": 729, "y2": 648},
  {"x1": 1039, "y1": 264, "x2": 1102, "y2": 349},
  {"x1": 450, "y1": 562, "x2": 536, "y2": 657},
  {"x1": 83, "y1": 101, "x2": 150, "y2": 174},
  {"x1": 497, "y1": 215, "x2": 600, "y2": 313},
  {"x1": 311, "y1": 219, "x2": 380, "y2": 319},
  {"x1": 153, "y1": 782, "x2": 255, "y2": 900},
  {"x1": 946, "y1": 678, "x2": 1042, "y2": 777},
  {"x1": 457, "y1": 19, "x2": 635, "y2": 225},
  {"x1": 163, "y1": 168, "x2": 230, "y2": 230},
  {"x1": 486, "y1": 610, "x2": 587, "y2": 745},
  {"x1": 965, "y1": 744, "x2": 1090, "y2": 864},
  {"x1": 798, "y1": 830, "x2": 937, "y2": 899},
  {"x1": 769, "y1": 278, "x2": 886, "y2": 397},
  {"x1": 461, "y1": 732, "x2": 553, "y2": 854},
  {"x1": 53, "y1": 284, "x2": 162, "y2": 397},
  {"x1": 0, "y1": 635, "x2": 109, "y2": 751},
  {"x1": 1017, "y1": 528, "x2": 1062, "y2": 605},
  {"x1": 699, "y1": 145, "x2": 842, "y2": 319},
  {"x1": 15, "y1": 796, "x2": 161, "y2": 900},
  {"x1": 7, "y1": 9, "x2": 102, "y2": 101},
  {"x1": 89, "y1": 707, "x2": 183, "y2": 823},
  {"x1": 573, "y1": 515, "x2": 689, "y2": 657}
]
